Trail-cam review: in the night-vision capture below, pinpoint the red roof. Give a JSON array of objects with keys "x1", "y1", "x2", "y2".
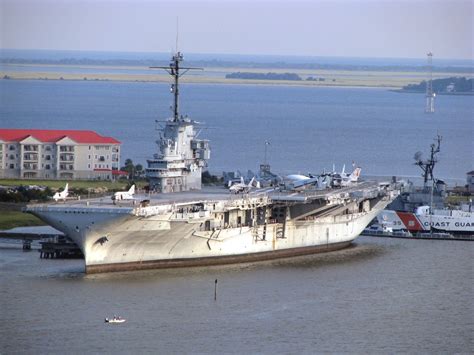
[
  {"x1": 0, "y1": 129, "x2": 120, "y2": 144},
  {"x1": 112, "y1": 170, "x2": 128, "y2": 176}
]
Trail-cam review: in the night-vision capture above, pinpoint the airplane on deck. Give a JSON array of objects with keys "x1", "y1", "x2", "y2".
[
  {"x1": 332, "y1": 164, "x2": 362, "y2": 187},
  {"x1": 286, "y1": 164, "x2": 362, "y2": 190},
  {"x1": 53, "y1": 183, "x2": 69, "y2": 202},
  {"x1": 228, "y1": 177, "x2": 260, "y2": 194},
  {"x1": 286, "y1": 174, "x2": 320, "y2": 189},
  {"x1": 113, "y1": 185, "x2": 136, "y2": 201}
]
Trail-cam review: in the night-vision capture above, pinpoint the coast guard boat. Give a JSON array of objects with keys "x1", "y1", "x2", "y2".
[
  {"x1": 375, "y1": 135, "x2": 474, "y2": 237},
  {"x1": 26, "y1": 52, "x2": 398, "y2": 273}
]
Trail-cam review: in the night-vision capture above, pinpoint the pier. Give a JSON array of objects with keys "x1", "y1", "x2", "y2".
[
  {"x1": 362, "y1": 229, "x2": 473, "y2": 241},
  {"x1": 0, "y1": 227, "x2": 83, "y2": 258},
  {"x1": 39, "y1": 238, "x2": 83, "y2": 259}
]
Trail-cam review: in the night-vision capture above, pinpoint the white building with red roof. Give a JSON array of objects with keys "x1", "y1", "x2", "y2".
[{"x1": 0, "y1": 129, "x2": 121, "y2": 180}]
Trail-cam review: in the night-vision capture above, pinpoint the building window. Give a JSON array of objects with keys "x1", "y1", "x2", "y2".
[
  {"x1": 24, "y1": 145, "x2": 38, "y2": 151},
  {"x1": 88, "y1": 155, "x2": 91, "y2": 159},
  {"x1": 89, "y1": 146, "x2": 91, "y2": 150},
  {"x1": 9, "y1": 164, "x2": 14, "y2": 169},
  {"x1": 9, "y1": 145, "x2": 15, "y2": 151},
  {"x1": 88, "y1": 164, "x2": 91, "y2": 169},
  {"x1": 45, "y1": 164, "x2": 51, "y2": 170}
]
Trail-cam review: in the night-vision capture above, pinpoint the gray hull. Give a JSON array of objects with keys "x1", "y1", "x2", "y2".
[{"x1": 30, "y1": 193, "x2": 390, "y2": 273}]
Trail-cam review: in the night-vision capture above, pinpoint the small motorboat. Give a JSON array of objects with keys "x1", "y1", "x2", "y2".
[{"x1": 105, "y1": 316, "x2": 126, "y2": 324}]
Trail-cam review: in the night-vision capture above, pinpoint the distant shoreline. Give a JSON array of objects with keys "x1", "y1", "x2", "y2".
[
  {"x1": 391, "y1": 89, "x2": 474, "y2": 96},
  {"x1": 1, "y1": 63, "x2": 473, "y2": 89},
  {"x1": 1, "y1": 72, "x2": 399, "y2": 89}
]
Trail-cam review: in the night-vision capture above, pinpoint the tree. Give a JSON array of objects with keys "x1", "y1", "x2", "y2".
[
  {"x1": 121, "y1": 159, "x2": 135, "y2": 179},
  {"x1": 121, "y1": 159, "x2": 145, "y2": 179}
]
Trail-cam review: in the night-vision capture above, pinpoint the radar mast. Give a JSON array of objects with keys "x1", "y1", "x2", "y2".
[
  {"x1": 414, "y1": 134, "x2": 442, "y2": 185},
  {"x1": 150, "y1": 52, "x2": 202, "y2": 121}
]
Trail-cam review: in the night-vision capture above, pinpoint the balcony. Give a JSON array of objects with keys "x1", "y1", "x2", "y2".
[
  {"x1": 59, "y1": 146, "x2": 74, "y2": 152},
  {"x1": 23, "y1": 153, "x2": 39, "y2": 161},
  {"x1": 23, "y1": 163, "x2": 38, "y2": 170},
  {"x1": 59, "y1": 164, "x2": 74, "y2": 171},
  {"x1": 59, "y1": 154, "x2": 75, "y2": 162},
  {"x1": 23, "y1": 145, "x2": 39, "y2": 152}
]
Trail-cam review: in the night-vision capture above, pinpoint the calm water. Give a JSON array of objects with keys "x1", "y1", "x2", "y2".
[
  {"x1": 0, "y1": 79, "x2": 473, "y2": 353},
  {"x1": 0, "y1": 237, "x2": 472, "y2": 353},
  {"x1": 1, "y1": 79, "x2": 472, "y2": 183}
]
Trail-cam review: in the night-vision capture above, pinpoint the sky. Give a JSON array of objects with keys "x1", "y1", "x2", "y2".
[{"x1": 1, "y1": 0, "x2": 472, "y2": 59}]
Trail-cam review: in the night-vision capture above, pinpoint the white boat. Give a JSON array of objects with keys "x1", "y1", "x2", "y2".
[
  {"x1": 377, "y1": 206, "x2": 474, "y2": 235},
  {"x1": 105, "y1": 317, "x2": 126, "y2": 324}
]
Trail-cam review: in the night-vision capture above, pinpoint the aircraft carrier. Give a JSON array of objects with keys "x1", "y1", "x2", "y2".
[{"x1": 26, "y1": 52, "x2": 399, "y2": 273}]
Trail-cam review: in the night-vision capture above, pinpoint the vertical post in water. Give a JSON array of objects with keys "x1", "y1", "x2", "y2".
[{"x1": 214, "y1": 279, "x2": 218, "y2": 301}]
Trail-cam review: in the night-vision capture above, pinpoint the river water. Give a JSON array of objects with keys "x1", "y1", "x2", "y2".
[
  {"x1": 1, "y1": 79, "x2": 473, "y2": 353},
  {"x1": 1, "y1": 79, "x2": 472, "y2": 182},
  {"x1": 0, "y1": 237, "x2": 472, "y2": 353}
]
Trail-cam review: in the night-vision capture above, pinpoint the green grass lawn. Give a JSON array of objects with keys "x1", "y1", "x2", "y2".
[
  {"x1": 0, "y1": 179, "x2": 148, "y2": 229},
  {"x1": 0, "y1": 210, "x2": 46, "y2": 230},
  {"x1": 0, "y1": 179, "x2": 147, "y2": 191}
]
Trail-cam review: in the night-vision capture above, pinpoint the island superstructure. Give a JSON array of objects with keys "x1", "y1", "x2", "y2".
[
  {"x1": 26, "y1": 52, "x2": 399, "y2": 274},
  {"x1": 146, "y1": 52, "x2": 210, "y2": 193}
]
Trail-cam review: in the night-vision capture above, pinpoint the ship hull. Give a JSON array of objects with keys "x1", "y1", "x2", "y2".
[
  {"x1": 31, "y1": 202, "x2": 384, "y2": 273},
  {"x1": 86, "y1": 241, "x2": 352, "y2": 273},
  {"x1": 377, "y1": 209, "x2": 474, "y2": 235}
]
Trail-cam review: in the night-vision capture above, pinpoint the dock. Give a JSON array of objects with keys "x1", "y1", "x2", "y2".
[
  {"x1": 361, "y1": 229, "x2": 474, "y2": 241},
  {"x1": 0, "y1": 226, "x2": 83, "y2": 258},
  {"x1": 39, "y1": 237, "x2": 83, "y2": 259}
]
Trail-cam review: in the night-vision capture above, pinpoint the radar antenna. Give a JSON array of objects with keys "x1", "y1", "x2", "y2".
[
  {"x1": 150, "y1": 52, "x2": 202, "y2": 122},
  {"x1": 414, "y1": 134, "x2": 442, "y2": 185}
]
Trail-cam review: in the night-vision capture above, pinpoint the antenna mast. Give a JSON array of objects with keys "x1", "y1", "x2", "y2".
[
  {"x1": 414, "y1": 134, "x2": 442, "y2": 185},
  {"x1": 150, "y1": 53, "x2": 202, "y2": 122},
  {"x1": 425, "y1": 52, "x2": 435, "y2": 113}
]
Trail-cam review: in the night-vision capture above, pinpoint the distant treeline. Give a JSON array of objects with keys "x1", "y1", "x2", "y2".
[
  {"x1": 2, "y1": 57, "x2": 472, "y2": 73},
  {"x1": 226, "y1": 72, "x2": 302, "y2": 81},
  {"x1": 403, "y1": 77, "x2": 474, "y2": 93}
]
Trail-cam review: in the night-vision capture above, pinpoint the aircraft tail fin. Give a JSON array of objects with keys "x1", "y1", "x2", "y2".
[
  {"x1": 128, "y1": 184, "x2": 136, "y2": 195},
  {"x1": 350, "y1": 167, "x2": 362, "y2": 181},
  {"x1": 248, "y1": 177, "x2": 256, "y2": 187},
  {"x1": 64, "y1": 183, "x2": 69, "y2": 194}
]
